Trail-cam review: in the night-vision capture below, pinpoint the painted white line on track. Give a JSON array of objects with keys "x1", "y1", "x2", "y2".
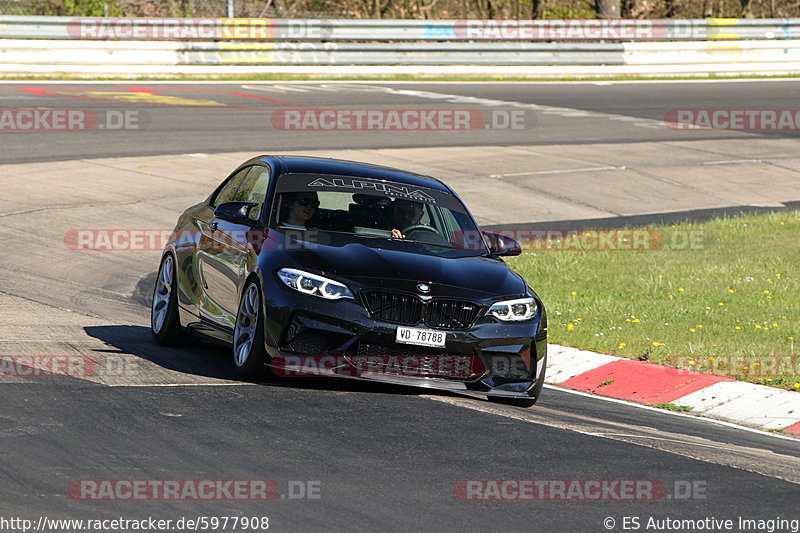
[
  {"x1": 2, "y1": 79, "x2": 800, "y2": 85},
  {"x1": 106, "y1": 382, "x2": 249, "y2": 387},
  {"x1": 545, "y1": 384, "x2": 800, "y2": 442},
  {"x1": 421, "y1": 393, "x2": 800, "y2": 483},
  {"x1": 703, "y1": 159, "x2": 764, "y2": 165},
  {"x1": 489, "y1": 166, "x2": 623, "y2": 178}
]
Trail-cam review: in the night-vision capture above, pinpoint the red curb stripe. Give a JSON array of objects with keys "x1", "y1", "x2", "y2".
[
  {"x1": 559, "y1": 359, "x2": 734, "y2": 405},
  {"x1": 783, "y1": 422, "x2": 800, "y2": 436}
]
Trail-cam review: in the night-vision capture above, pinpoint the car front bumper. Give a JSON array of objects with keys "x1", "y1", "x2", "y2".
[{"x1": 262, "y1": 283, "x2": 547, "y2": 399}]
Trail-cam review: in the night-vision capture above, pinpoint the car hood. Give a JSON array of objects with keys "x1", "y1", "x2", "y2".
[{"x1": 267, "y1": 237, "x2": 527, "y2": 299}]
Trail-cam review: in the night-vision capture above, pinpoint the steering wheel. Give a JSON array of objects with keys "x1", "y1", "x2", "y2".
[
  {"x1": 401, "y1": 224, "x2": 438, "y2": 235},
  {"x1": 400, "y1": 224, "x2": 451, "y2": 246}
]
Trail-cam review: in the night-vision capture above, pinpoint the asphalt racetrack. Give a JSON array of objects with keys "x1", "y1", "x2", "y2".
[{"x1": 0, "y1": 80, "x2": 798, "y2": 532}]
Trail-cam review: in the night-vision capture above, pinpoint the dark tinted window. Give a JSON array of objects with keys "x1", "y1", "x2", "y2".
[
  {"x1": 233, "y1": 165, "x2": 271, "y2": 220},
  {"x1": 211, "y1": 166, "x2": 250, "y2": 207}
]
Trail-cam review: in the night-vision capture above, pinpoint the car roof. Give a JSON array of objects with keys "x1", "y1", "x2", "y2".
[{"x1": 251, "y1": 155, "x2": 452, "y2": 193}]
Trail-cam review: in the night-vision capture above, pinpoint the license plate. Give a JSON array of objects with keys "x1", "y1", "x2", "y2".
[{"x1": 395, "y1": 326, "x2": 446, "y2": 348}]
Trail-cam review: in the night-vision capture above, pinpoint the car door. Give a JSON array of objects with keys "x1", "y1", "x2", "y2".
[{"x1": 199, "y1": 165, "x2": 271, "y2": 330}]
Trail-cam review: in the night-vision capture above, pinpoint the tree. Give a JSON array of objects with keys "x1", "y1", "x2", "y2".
[
  {"x1": 595, "y1": 0, "x2": 620, "y2": 17},
  {"x1": 531, "y1": 0, "x2": 545, "y2": 18}
]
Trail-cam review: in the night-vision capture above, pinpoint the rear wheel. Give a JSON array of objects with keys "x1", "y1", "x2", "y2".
[
  {"x1": 151, "y1": 254, "x2": 186, "y2": 345},
  {"x1": 233, "y1": 281, "x2": 269, "y2": 379}
]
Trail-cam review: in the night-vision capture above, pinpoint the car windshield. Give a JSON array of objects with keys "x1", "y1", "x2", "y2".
[{"x1": 269, "y1": 172, "x2": 489, "y2": 255}]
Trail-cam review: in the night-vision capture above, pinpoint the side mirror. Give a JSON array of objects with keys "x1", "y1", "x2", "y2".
[
  {"x1": 483, "y1": 231, "x2": 522, "y2": 257},
  {"x1": 214, "y1": 201, "x2": 259, "y2": 223}
]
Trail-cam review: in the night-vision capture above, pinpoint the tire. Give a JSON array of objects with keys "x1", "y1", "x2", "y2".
[
  {"x1": 232, "y1": 280, "x2": 269, "y2": 379},
  {"x1": 151, "y1": 253, "x2": 187, "y2": 346},
  {"x1": 488, "y1": 353, "x2": 547, "y2": 408}
]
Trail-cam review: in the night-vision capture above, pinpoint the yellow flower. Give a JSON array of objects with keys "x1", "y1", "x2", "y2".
[
  {"x1": 767, "y1": 378, "x2": 773, "y2": 382},
  {"x1": 754, "y1": 362, "x2": 760, "y2": 366},
  {"x1": 631, "y1": 318, "x2": 640, "y2": 323},
  {"x1": 735, "y1": 326, "x2": 741, "y2": 330},
  {"x1": 570, "y1": 291, "x2": 577, "y2": 296},
  {"x1": 658, "y1": 275, "x2": 664, "y2": 278},
  {"x1": 708, "y1": 357, "x2": 715, "y2": 361},
  {"x1": 776, "y1": 274, "x2": 781, "y2": 278},
  {"x1": 780, "y1": 222, "x2": 785, "y2": 225},
  {"x1": 755, "y1": 325, "x2": 762, "y2": 329},
  {"x1": 767, "y1": 296, "x2": 773, "y2": 299},
  {"x1": 705, "y1": 306, "x2": 711, "y2": 310},
  {"x1": 689, "y1": 360, "x2": 696, "y2": 365},
  {"x1": 697, "y1": 325, "x2": 704, "y2": 328},
  {"x1": 718, "y1": 302, "x2": 725, "y2": 306},
  {"x1": 652, "y1": 342, "x2": 664, "y2": 347},
  {"x1": 763, "y1": 290, "x2": 770, "y2": 294},
  {"x1": 789, "y1": 337, "x2": 795, "y2": 341},
  {"x1": 567, "y1": 324, "x2": 574, "y2": 330},
  {"x1": 678, "y1": 288, "x2": 685, "y2": 292},
  {"x1": 690, "y1": 328, "x2": 696, "y2": 333},
  {"x1": 795, "y1": 383, "x2": 800, "y2": 389},
  {"x1": 767, "y1": 279, "x2": 773, "y2": 283},
  {"x1": 728, "y1": 289, "x2": 735, "y2": 293},
  {"x1": 772, "y1": 323, "x2": 778, "y2": 327},
  {"x1": 575, "y1": 318, "x2": 583, "y2": 321},
  {"x1": 617, "y1": 343, "x2": 626, "y2": 349}
]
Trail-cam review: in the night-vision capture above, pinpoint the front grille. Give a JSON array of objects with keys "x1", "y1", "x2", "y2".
[
  {"x1": 425, "y1": 299, "x2": 481, "y2": 329},
  {"x1": 363, "y1": 291, "x2": 422, "y2": 325},
  {"x1": 362, "y1": 290, "x2": 481, "y2": 330}
]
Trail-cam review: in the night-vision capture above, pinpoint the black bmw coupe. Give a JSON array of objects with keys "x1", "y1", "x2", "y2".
[{"x1": 151, "y1": 156, "x2": 547, "y2": 406}]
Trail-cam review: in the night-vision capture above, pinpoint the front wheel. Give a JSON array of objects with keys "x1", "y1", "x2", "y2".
[
  {"x1": 151, "y1": 254, "x2": 186, "y2": 345},
  {"x1": 233, "y1": 281, "x2": 269, "y2": 379}
]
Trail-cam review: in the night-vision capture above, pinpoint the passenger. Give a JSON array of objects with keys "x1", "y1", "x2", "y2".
[{"x1": 281, "y1": 192, "x2": 319, "y2": 228}]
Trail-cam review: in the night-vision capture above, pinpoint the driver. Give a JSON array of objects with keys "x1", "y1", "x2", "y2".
[{"x1": 390, "y1": 200, "x2": 424, "y2": 239}]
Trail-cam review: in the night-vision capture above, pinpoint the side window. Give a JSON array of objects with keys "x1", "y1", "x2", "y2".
[
  {"x1": 233, "y1": 165, "x2": 271, "y2": 221},
  {"x1": 211, "y1": 167, "x2": 250, "y2": 207}
]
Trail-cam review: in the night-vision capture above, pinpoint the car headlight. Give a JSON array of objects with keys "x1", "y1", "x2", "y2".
[
  {"x1": 277, "y1": 268, "x2": 354, "y2": 300},
  {"x1": 488, "y1": 297, "x2": 537, "y2": 322}
]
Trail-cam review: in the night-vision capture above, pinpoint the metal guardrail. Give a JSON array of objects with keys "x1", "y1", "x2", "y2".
[
  {"x1": 3, "y1": 16, "x2": 800, "y2": 76},
  {"x1": 2, "y1": 15, "x2": 800, "y2": 41},
  {"x1": 4, "y1": 38, "x2": 800, "y2": 68}
]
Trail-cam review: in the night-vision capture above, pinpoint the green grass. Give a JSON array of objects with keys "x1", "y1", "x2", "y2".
[
  {"x1": 653, "y1": 403, "x2": 694, "y2": 412},
  {"x1": 507, "y1": 210, "x2": 800, "y2": 391}
]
